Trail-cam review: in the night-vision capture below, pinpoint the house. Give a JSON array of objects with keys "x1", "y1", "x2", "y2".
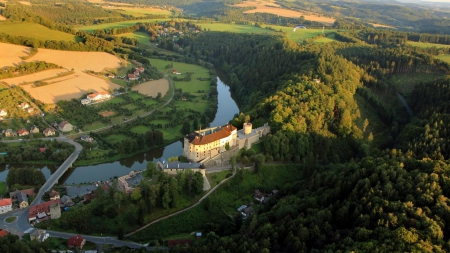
[
  {"x1": 28, "y1": 199, "x2": 62, "y2": 222},
  {"x1": 313, "y1": 78, "x2": 321, "y2": 84},
  {"x1": 58, "y1": 121, "x2": 73, "y2": 132},
  {"x1": 136, "y1": 67, "x2": 145, "y2": 73},
  {"x1": 27, "y1": 108, "x2": 34, "y2": 113},
  {"x1": 49, "y1": 202, "x2": 61, "y2": 219},
  {"x1": 68, "y1": 235, "x2": 86, "y2": 249},
  {"x1": 134, "y1": 70, "x2": 140, "y2": 76},
  {"x1": 0, "y1": 109, "x2": 7, "y2": 117},
  {"x1": 30, "y1": 125, "x2": 39, "y2": 134},
  {"x1": 0, "y1": 229, "x2": 8, "y2": 238},
  {"x1": 196, "y1": 232, "x2": 202, "y2": 238},
  {"x1": 18, "y1": 102, "x2": 29, "y2": 109},
  {"x1": 117, "y1": 171, "x2": 143, "y2": 194},
  {"x1": 157, "y1": 159, "x2": 205, "y2": 176},
  {"x1": 39, "y1": 147, "x2": 46, "y2": 153},
  {"x1": 254, "y1": 189, "x2": 264, "y2": 203},
  {"x1": 237, "y1": 205, "x2": 247, "y2": 212},
  {"x1": 0, "y1": 198, "x2": 12, "y2": 214},
  {"x1": 81, "y1": 98, "x2": 90, "y2": 105},
  {"x1": 17, "y1": 191, "x2": 29, "y2": 208},
  {"x1": 4, "y1": 129, "x2": 16, "y2": 137},
  {"x1": 172, "y1": 69, "x2": 178, "y2": 74},
  {"x1": 30, "y1": 229, "x2": 49, "y2": 242},
  {"x1": 17, "y1": 129, "x2": 29, "y2": 136},
  {"x1": 49, "y1": 190, "x2": 60, "y2": 200},
  {"x1": 61, "y1": 195, "x2": 74, "y2": 207},
  {"x1": 87, "y1": 91, "x2": 110, "y2": 102},
  {"x1": 108, "y1": 73, "x2": 115, "y2": 78},
  {"x1": 21, "y1": 188, "x2": 36, "y2": 197},
  {"x1": 128, "y1": 73, "x2": 138, "y2": 81},
  {"x1": 241, "y1": 206, "x2": 254, "y2": 218},
  {"x1": 43, "y1": 128, "x2": 55, "y2": 137},
  {"x1": 80, "y1": 134, "x2": 94, "y2": 142}
]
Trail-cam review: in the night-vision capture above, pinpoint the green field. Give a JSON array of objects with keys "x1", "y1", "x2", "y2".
[
  {"x1": 314, "y1": 33, "x2": 338, "y2": 43},
  {"x1": 148, "y1": 58, "x2": 211, "y2": 93},
  {"x1": 118, "y1": 32, "x2": 152, "y2": 46},
  {"x1": 407, "y1": 41, "x2": 450, "y2": 49},
  {"x1": 0, "y1": 22, "x2": 77, "y2": 42},
  {"x1": 103, "y1": 134, "x2": 128, "y2": 144},
  {"x1": 0, "y1": 182, "x2": 6, "y2": 197},
  {"x1": 76, "y1": 19, "x2": 172, "y2": 32},
  {"x1": 196, "y1": 23, "x2": 275, "y2": 34},
  {"x1": 438, "y1": 54, "x2": 450, "y2": 64},
  {"x1": 131, "y1": 125, "x2": 152, "y2": 134},
  {"x1": 269, "y1": 25, "x2": 336, "y2": 42},
  {"x1": 388, "y1": 72, "x2": 446, "y2": 97},
  {"x1": 110, "y1": 7, "x2": 171, "y2": 17}
]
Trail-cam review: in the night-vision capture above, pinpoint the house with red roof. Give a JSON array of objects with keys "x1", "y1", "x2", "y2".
[
  {"x1": 28, "y1": 199, "x2": 62, "y2": 222},
  {"x1": 0, "y1": 198, "x2": 12, "y2": 214},
  {"x1": 68, "y1": 235, "x2": 86, "y2": 249},
  {"x1": 136, "y1": 67, "x2": 145, "y2": 73},
  {"x1": 128, "y1": 73, "x2": 138, "y2": 81},
  {"x1": 0, "y1": 229, "x2": 8, "y2": 238},
  {"x1": 17, "y1": 128, "x2": 29, "y2": 136}
]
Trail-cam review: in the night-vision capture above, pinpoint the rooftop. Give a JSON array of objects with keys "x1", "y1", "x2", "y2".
[
  {"x1": 0, "y1": 198, "x2": 12, "y2": 206},
  {"x1": 160, "y1": 159, "x2": 202, "y2": 169},
  {"x1": 187, "y1": 124, "x2": 236, "y2": 145}
]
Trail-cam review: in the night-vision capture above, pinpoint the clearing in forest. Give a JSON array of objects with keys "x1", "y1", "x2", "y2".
[
  {"x1": 369, "y1": 23, "x2": 395, "y2": 29},
  {"x1": 233, "y1": 1, "x2": 335, "y2": 25},
  {"x1": 131, "y1": 79, "x2": 169, "y2": 98}
]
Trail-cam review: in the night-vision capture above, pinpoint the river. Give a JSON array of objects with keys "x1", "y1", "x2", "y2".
[{"x1": 0, "y1": 76, "x2": 239, "y2": 184}]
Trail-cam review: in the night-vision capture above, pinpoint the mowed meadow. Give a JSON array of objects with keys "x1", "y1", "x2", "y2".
[
  {"x1": 0, "y1": 22, "x2": 78, "y2": 42},
  {"x1": 0, "y1": 42, "x2": 121, "y2": 104},
  {"x1": 75, "y1": 18, "x2": 173, "y2": 32}
]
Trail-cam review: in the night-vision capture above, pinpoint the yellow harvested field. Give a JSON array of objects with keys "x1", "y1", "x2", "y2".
[
  {"x1": 104, "y1": 6, "x2": 171, "y2": 14},
  {"x1": 1, "y1": 69, "x2": 69, "y2": 85},
  {"x1": 0, "y1": 15, "x2": 6, "y2": 21},
  {"x1": 18, "y1": 1, "x2": 32, "y2": 5},
  {"x1": 0, "y1": 43, "x2": 30, "y2": 67},
  {"x1": 21, "y1": 72, "x2": 121, "y2": 104},
  {"x1": 0, "y1": 42, "x2": 122, "y2": 104},
  {"x1": 131, "y1": 79, "x2": 169, "y2": 97},
  {"x1": 234, "y1": 1, "x2": 335, "y2": 26},
  {"x1": 370, "y1": 23, "x2": 395, "y2": 28}
]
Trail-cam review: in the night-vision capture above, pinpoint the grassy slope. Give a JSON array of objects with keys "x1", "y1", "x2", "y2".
[
  {"x1": 76, "y1": 19, "x2": 172, "y2": 32},
  {"x1": 0, "y1": 22, "x2": 77, "y2": 42},
  {"x1": 314, "y1": 33, "x2": 338, "y2": 43},
  {"x1": 197, "y1": 23, "x2": 275, "y2": 34},
  {"x1": 438, "y1": 54, "x2": 450, "y2": 64},
  {"x1": 110, "y1": 7, "x2": 171, "y2": 17},
  {"x1": 118, "y1": 31, "x2": 151, "y2": 46},
  {"x1": 407, "y1": 41, "x2": 450, "y2": 49},
  {"x1": 388, "y1": 72, "x2": 447, "y2": 97}
]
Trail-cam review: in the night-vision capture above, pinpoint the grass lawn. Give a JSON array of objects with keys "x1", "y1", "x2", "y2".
[
  {"x1": 76, "y1": 19, "x2": 172, "y2": 32},
  {"x1": 438, "y1": 54, "x2": 450, "y2": 64},
  {"x1": 148, "y1": 58, "x2": 211, "y2": 93},
  {"x1": 130, "y1": 125, "x2": 152, "y2": 134},
  {"x1": 268, "y1": 25, "x2": 336, "y2": 42},
  {"x1": 128, "y1": 92, "x2": 146, "y2": 101},
  {"x1": 159, "y1": 124, "x2": 183, "y2": 141},
  {"x1": 104, "y1": 97, "x2": 126, "y2": 105},
  {"x1": 107, "y1": 7, "x2": 172, "y2": 17},
  {"x1": 86, "y1": 149, "x2": 110, "y2": 159},
  {"x1": 118, "y1": 32, "x2": 152, "y2": 46},
  {"x1": 0, "y1": 22, "x2": 77, "y2": 42},
  {"x1": 103, "y1": 134, "x2": 128, "y2": 144},
  {"x1": 314, "y1": 33, "x2": 338, "y2": 43},
  {"x1": 173, "y1": 100, "x2": 209, "y2": 114},
  {"x1": 206, "y1": 170, "x2": 232, "y2": 188},
  {"x1": 142, "y1": 99, "x2": 158, "y2": 106},
  {"x1": 0, "y1": 182, "x2": 6, "y2": 197},
  {"x1": 123, "y1": 103, "x2": 137, "y2": 110},
  {"x1": 387, "y1": 72, "x2": 446, "y2": 97},
  {"x1": 5, "y1": 216, "x2": 17, "y2": 223},
  {"x1": 149, "y1": 119, "x2": 170, "y2": 125},
  {"x1": 407, "y1": 41, "x2": 450, "y2": 49}
]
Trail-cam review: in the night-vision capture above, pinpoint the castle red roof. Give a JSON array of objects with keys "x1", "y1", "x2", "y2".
[{"x1": 189, "y1": 125, "x2": 236, "y2": 145}]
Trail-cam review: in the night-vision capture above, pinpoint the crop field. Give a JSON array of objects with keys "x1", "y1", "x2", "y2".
[
  {"x1": 0, "y1": 43, "x2": 31, "y2": 68},
  {"x1": 233, "y1": 1, "x2": 335, "y2": 25},
  {"x1": 103, "y1": 6, "x2": 171, "y2": 17},
  {"x1": 118, "y1": 32, "x2": 151, "y2": 46},
  {"x1": 1, "y1": 69, "x2": 70, "y2": 86},
  {"x1": 438, "y1": 54, "x2": 450, "y2": 64},
  {"x1": 131, "y1": 79, "x2": 169, "y2": 98},
  {"x1": 0, "y1": 22, "x2": 77, "y2": 42},
  {"x1": 0, "y1": 43, "x2": 122, "y2": 104},
  {"x1": 0, "y1": 14, "x2": 6, "y2": 21},
  {"x1": 407, "y1": 41, "x2": 450, "y2": 49},
  {"x1": 76, "y1": 18, "x2": 172, "y2": 32}
]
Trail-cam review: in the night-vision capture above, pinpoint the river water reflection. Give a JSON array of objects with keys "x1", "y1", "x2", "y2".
[{"x1": 0, "y1": 76, "x2": 239, "y2": 184}]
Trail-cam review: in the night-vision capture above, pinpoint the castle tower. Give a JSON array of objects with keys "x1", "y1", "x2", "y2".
[{"x1": 243, "y1": 123, "x2": 252, "y2": 135}]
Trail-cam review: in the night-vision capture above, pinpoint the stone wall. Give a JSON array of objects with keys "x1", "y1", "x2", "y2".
[
  {"x1": 163, "y1": 168, "x2": 206, "y2": 176},
  {"x1": 203, "y1": 145, "x2": 239, "y2": 167}
]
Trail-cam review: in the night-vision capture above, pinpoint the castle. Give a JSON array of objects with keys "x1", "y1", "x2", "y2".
[{"x1": 183, "y1": 123, "x2": 270, "y2": 163}]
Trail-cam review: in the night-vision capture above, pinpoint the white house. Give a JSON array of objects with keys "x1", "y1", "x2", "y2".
[
  {"x1": 0, "y1": 198, "x2": 12, "y2": 214},
  {"x1": 81, "y1": 99, "x2": 90, "y2": 105},
  {"x1": 87, "y1": 91, "x2": 110, "y2": 102},
  {"x1": 0, "y1": 109, "x2": 7, "y2": 117}
]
